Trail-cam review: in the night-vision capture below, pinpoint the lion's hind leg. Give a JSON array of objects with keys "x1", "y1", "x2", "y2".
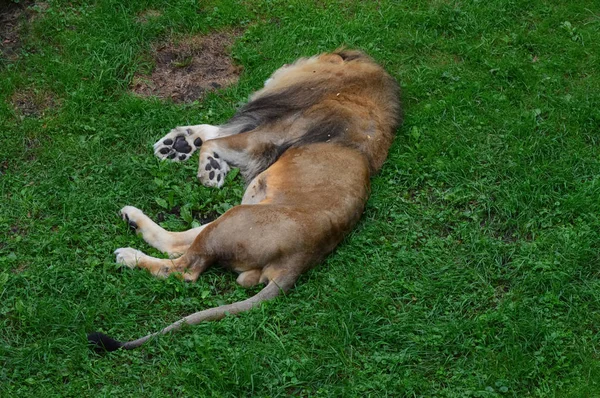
[
  {"x1": 120, "y1": 206, "x2": 210, "y2": 257},
  {"x1": 236, "y1": 269, "x2": 262, "y2": 287},
  {"x1": 114, "y1": 248, "x2": 211, "y2": 282}
]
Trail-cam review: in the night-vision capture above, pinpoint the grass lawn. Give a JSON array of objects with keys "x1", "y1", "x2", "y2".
[{"x1": 2, "y1": 0, "x2": 600, "y2": 396}]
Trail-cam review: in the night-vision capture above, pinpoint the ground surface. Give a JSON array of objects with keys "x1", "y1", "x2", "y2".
[
  {"x1": 130, "y1": 30, "x2": 242, "y2": 103},
  {"x1": 1, "y1": 0, "x2": 599, "y2": 396}
]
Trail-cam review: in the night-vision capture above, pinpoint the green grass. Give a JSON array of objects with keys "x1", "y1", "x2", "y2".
[{"x1": 1, "y1": 0, "x2": 600, "y2": 396}]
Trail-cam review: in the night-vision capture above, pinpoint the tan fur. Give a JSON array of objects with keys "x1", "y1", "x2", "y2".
[{"x1": 96, "y1": 50, "x2": 401, "y2": 351}]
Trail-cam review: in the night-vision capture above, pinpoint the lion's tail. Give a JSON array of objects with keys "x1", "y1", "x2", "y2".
[{"x1": 88, "y1": 280, "x2": 286, "y2": 352}]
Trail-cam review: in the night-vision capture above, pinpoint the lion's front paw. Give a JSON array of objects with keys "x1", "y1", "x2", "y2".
[
  {"x1": 153, "y1": 127, "x2": 203, "y2": 162},
  {"x1": 198, "y1": 151, "x2": 230, "y2": 188},
  {"x1": 114, "y1": 247, "x2": 146, "y2": 269}
]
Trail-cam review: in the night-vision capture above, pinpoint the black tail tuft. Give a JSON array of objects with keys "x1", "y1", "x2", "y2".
[{"x1": 88, "y1": 332, "x2": 124, "y2": 352}]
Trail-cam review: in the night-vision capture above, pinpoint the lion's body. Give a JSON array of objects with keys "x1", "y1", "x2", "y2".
[
  {"x1": 89, "y1": 50, "x2": 401, "y2": 351},
  {"x1": 198, "y1": 143, "x2": 371, "y2": 284}
]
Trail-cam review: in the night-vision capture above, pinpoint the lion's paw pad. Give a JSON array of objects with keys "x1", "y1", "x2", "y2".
[
  {"x1": 198, "y1": 153, "x2": 229, "y2": 188},
  {"x1": 154, "y1": 128, "x2": 203, "y2": 162}
]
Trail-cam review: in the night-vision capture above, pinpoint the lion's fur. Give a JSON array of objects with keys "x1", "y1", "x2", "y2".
[
  {"x1": 221, "y1": 49, "x2": 401, "y2": 181},
  {"x1": 88, "y1": 50, "x2": 401, "y2": 352}
]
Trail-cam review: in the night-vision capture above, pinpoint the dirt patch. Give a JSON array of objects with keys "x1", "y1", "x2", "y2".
[
  {"x1": 0, "y1": 0, "x2": 36, "y2": 61},
  {"x1": 12, "y1": 262, "x2": 28, "y2": 274},
  {"x1": 131, "y1": 30, "x2": 242, "y2": 103},
  {"x1": 136, "y1": 9, "x2": 162, "y2": 23},
  {"x1": 0, "y1": 160, "x2": 8, "y2": 175},
  {"x1": 10, "y1": 224, "x2": 25, "y2": 235},
  {"x1": 11, "y1": 88, "x2": 57, "y2": 117}
]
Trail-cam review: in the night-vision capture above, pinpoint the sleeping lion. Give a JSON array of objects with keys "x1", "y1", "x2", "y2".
[{"x1": 88, "y1": 49, "x2": 402, "y2": 351}]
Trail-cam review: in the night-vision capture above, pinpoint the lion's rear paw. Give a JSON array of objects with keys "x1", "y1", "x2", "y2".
[
  {"x1": 114, "y1": 247, "x2": 146, "y2": 269},
  {"x1": 120, "y1": 205, "x2": 145, "y2": 232},
  {"x1": 154, "y1": 127, "x2": 203, "y2": 162}
]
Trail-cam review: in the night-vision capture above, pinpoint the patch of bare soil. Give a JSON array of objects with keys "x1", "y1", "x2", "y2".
[
  {"x1": 12, "y1": 263, "x2": 28, "y2": 274},
  {"x1": 0, "y1": 0, "x2": 34, "y2": 60},
  {"x1": 136, "y1": 9, "x2": 162, "y2": 23},
  {"x1": 131, "y1": 30, "x2": 242, "y2": 103},
  {"x1": 11, "y1": 88, "x2": 56, "y2": 117}
]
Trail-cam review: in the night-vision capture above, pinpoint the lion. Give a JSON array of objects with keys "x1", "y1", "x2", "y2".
[{"x1": 88, "y1": 49, "x2": 401, "y2": 351}]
